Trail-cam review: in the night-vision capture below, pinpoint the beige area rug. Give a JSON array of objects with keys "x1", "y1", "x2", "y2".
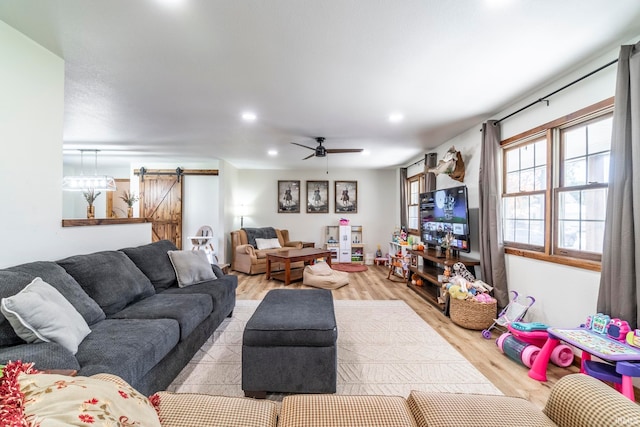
[{"x1": 167, "y1": 300, "x2": 502, "y2": 398}]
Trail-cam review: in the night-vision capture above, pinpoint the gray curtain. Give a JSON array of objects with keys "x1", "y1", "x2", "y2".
[
  {"x1": 400, "y1": 167, "x2": 408, "y2": 229},
  {"x1": 479, "y1": 120, "x2": 509, "y2": 308},
  {"x1": 597, "y1": 42, "x2": 640, "y2": 329}
]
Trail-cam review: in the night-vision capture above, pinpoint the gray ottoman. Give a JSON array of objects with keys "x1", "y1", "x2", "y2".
[{"x1": 242, "y1": 289, "x2": 337, "y2": 398}]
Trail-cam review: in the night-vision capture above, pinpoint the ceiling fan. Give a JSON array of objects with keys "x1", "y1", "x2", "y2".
[{"x1": 291, "y1": 137, "x2": 363, "y2": 160}]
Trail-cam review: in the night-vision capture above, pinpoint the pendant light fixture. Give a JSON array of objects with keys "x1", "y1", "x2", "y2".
[{"x1": 62, "y1": 149, "x2": 116, "y2": 191}]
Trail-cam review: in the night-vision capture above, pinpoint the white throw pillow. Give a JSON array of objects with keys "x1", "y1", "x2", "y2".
[
  {"x1": 0, "y1": 277, "x2": 91, "y2": 354},
  {"x1": 255, "y1": 238, "x2": 282, "y2": 250},
  {"x1": 168, "y1": 250, "x2": 216, "y2": 287}
]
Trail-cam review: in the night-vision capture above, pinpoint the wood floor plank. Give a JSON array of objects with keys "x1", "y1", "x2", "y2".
[{"x1": 231, "y1": 264, "x2": 580, "y2": 409}]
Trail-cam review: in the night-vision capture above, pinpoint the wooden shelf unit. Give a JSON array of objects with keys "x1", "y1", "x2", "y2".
[{"x1": 407, "y1": 248, "x2": 480, "y2": 314}]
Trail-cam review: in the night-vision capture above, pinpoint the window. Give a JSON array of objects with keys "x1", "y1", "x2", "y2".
[
  {"x1": 501, "y1": 98, "x2": 613, "y2": 268},
  {"x1": 407, "y1": 175, "x2": 421, "y2": 232}
]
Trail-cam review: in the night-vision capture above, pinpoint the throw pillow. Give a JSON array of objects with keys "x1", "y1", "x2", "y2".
[
  {"x1": 255, "y1": 238, "x2": 282, "y2": 250},
  {"x1": 211, "y1": 264, "x2": 225, "y2": 278},
  {"x1": 168, "y1": 250, "x2": 216, "y2": 287},
  {"x1": 0, "y1": 361, "x2": 161, "y2": 426},
  {"x1": 0, "y1": 277, "x2": 91, "y2": 355}
]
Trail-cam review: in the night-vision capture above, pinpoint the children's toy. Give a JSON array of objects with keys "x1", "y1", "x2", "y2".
[
  {"x1": 606, "y1": 319, "x2": 631, "y2": 342},
  {"x1": 506, "y1": 322, "x2": 574, "y2": 367},
  {"x1": 626, "y1": 330, "x2": 640, "y2": 348},
  {"x1": 481, "y1": 291, "x2": 535, "y2": 339},
  {"x1": 496, "y1": 333, "x2": 541, "y2": 368}
]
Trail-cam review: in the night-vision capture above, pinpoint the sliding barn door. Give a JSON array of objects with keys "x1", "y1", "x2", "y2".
[{"x1": 139, "y1": 175, "x2": 183, "y2": 249}]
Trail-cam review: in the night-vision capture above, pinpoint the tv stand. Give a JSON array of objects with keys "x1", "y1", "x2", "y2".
[{"x1": 407, "y1": 248, "x2": 480, "y2": 315}]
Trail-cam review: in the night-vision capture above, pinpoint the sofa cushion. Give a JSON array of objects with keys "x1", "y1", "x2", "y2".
[
  {"x1": 7, "y1": 261, "x2": 106, "y2": 326},
  {"x1": 0, "y1": 341, "x2": 81, "y2": 371},
  {"x1": 109, "y1": 294, "x2": 213, "y2": 340},
  {"x1": 168, "y1": 250, "x2": 216, "y2": 287},
  {"x1": 279, "y1": 395, "x2": 417, "y2": 427},
  {"x1": 57, "y1": 251, "x2": 156, "y2": 315},
  {"x1": 76, "y1": 318, "x2": 180, "y2": 386},
  {"x1": 243, "y1": 227, "x2": 277, "y2": 248},
  {"x1": 0, "y1": 270, "x2": 37, "y2": 346},
  {"x1": 1, "y1": 277, "x2": 91, "y2": 354},
  {"x1": 152, "y1": 392, "x2": 278, "y2": 427},
  {"x1": 161, "y1": 275, "x2": 238, "y2": 314},
  {"x1": 120, "y1": 240, "x2": 179, "y2": 291},
  {"x1": 407, "y1": 390, "x2": 556, "y2": 427}
]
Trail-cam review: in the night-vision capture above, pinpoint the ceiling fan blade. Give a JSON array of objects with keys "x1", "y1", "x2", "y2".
[
  {"x1": 302, "y1": 153, "x2": 316, "y2": 160},
  {"x1": 291, "y1": 142, "x2": 315, "y2": 151},
  {"x1": 325, "y1": 148, "x2": 364, "y2": 154}
]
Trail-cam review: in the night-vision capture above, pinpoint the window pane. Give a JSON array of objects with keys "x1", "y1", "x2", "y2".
[
  {"x1": 506, "y1": 149, "x2": 519, "y2": 173},
  {"x1": 515, "y1": 220, "x2": 530, "y2": 243},
  {"x1": 530, "y1": 194, "x2": 545, "y2": 220},
  {"x1": 559, "y1": 191, "x2": 581, "y2": 220},
  {"x1": 506, "y1": 172, "x2": 519, "y2": 193},
  {"x1": 503, "y1": 219, "x2": 515, "y2": 242},
  {"x1": 520, "y1": 145, "x2": 534, "y2": 169},
  {"x1": 534, "y1": 140, "x2": 547, "y2": 166},
  {"x1": 530, "y1": 220, "x2": 545, "y2": 246},
  {"x1": 564, "y1": 127, "x2": 586, "y2": 159},
  {"x1": 503, "y1": 197, "x2": 515, "y2": 220},
  {"x1": 520, "y1": 169, "x2": 535, "y2": 192},
  {"x1": 587, "y1": 152, "x2": 609, "y2": 184},
  {"x1": 587, "y1": 117, "x2": 612, "y2": 154},
  {"x1": 515, "y1": 196, "x2": 530, "y2": 219},
  {"x1": 564, "y1": 158, "x2": 586, "y2": 186},
  {"x1": 534, "y1": 166, "x2": 546, "y2": 191},
  {"x1": 558, "y1": 220, "x2": 580, "y2": 249},
  {"x1": 582, "y1": 188, "x2": 607, "y2": 221},
  {"x1": 583, "y1": 221, "x2": 605, "y2": 252}
]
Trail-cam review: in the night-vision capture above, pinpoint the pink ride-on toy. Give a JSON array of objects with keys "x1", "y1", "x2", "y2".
[{"x1": 482, "y1": 291, "x2": 535, "y2": 339}]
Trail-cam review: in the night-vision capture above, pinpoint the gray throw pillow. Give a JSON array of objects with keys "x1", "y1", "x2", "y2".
[
  {"x1": 168, "y1": 250, "x2": 216, "y2": 287},
  {"x1": 0, "y1": 277, "x2": 91, "y2": 354}
]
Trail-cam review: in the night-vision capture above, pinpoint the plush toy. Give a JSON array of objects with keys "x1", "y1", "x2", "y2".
[
  {"x1": 447, "y1": 284, "x2": 468, "y2": 300},
  {"x1": 452, "y1": 262, "x2": 475, "y2": 281},
  {"x1": 474, "y1": 293, "x2": 495, "y2": 303}
]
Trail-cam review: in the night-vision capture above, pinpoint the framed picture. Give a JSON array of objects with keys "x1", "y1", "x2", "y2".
[
  {"x1": 335, "y1": 181, "x2": 357, "y2": 213},
  {"x1": 306, "y1": 180, "x2": 329, "y2": 213},
  {"x1": 277, "y1": 180, "x2": 300, "y2": 213}
]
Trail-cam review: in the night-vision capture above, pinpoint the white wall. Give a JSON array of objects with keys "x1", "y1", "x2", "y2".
[
  {"x1": 424, "y1": 37, "x2": 639, "y2": 328},
  {"x1": 233, "y1": 168, "x2": 398, "y2": 258},
  {"x1": 0, "y1": 21, "x2": 150, "y2": 268}
]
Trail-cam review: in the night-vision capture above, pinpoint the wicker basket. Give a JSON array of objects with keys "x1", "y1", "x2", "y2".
[{"x1": 449, "y1": 297, "x2": 497, "y2": 330}]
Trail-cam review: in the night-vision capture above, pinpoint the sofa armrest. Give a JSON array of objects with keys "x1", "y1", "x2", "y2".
[
  {"x1": 543, "y1": 373, "x2": 639, "y2": 427},
  {"x1": 152, "y1": 391, "x2": 278, "y2": 427},
  {"x1": 284, "y1": 241, "x2": 303, "y2": 249},
  {"x1": 236, "y1": 244, "x2": 256, "y2": 257}
]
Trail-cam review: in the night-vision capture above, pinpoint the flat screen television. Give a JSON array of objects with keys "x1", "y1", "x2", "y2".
[{"x1": 420, "y1": 185, "x2": 471, "y2": 253}]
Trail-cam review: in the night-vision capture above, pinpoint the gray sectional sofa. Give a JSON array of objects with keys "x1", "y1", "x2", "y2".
[{"x1": 0, "y1": 240, "x2": 237, "y2": 395}]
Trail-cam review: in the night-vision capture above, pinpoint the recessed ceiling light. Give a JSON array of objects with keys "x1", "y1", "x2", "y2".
[
  {"x1": 268, "y1": 150, "x2": 278, "y2": 156},
  {"x1": 388, "y1": 113, "x2": 404, "y2": 123},
  {"x1": 361, "y1": 150, "x2": 371, "y2": 156},
  {"x1": 242, "y1": 112, "x2": 257, "y2": 122},
  {"x1": 155, "y1": 0, "x2": 186, "y2": 8}
]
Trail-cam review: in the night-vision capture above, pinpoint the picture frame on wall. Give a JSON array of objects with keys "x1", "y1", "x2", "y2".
[
  {"x1": 335, "y1": 180, "x2": 357, "y2": 213},
  {"x1": 306, "y1": 180, "x2": 329, "y2": 213},
  {"x1": 277, "y1": 180, "x2": 300, "y2": 213}
]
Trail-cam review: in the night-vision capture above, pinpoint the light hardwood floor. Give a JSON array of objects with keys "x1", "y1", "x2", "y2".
[{"x1": 232, "y1": 264, "x2": 580, "y2": 410}]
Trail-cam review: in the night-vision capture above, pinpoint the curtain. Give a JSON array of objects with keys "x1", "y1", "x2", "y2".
[
  {"x1": 597, "y1": 42, "x2": 640, "y2": 329},
  {"x1": 400, "y1": 167, "x2": 408, "y2": 229},
  {"x1": 479, "y1": 120, "x2": 509, "y2": 308}
]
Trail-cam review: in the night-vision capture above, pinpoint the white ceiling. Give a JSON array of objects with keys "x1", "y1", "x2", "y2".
[{"x1": 2, "y1": 0, "x2": 640, "y2": 170}]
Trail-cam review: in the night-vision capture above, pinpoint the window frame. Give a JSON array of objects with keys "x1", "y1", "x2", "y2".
[
  {"x1": 406, "y1": 173, "x2": 424, "y2": 235},
  {"x1": 500, "y1": 97, "x2": 614, "y2": 272}
]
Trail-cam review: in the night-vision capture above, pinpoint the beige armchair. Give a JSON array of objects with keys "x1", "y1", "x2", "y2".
[{"x1": 231, "y1": 228, "x2": 303, "y2": 274}]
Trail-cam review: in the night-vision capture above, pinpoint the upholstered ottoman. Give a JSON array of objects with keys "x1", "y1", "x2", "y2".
[{"x1": 242, "y1": 289, "x2": 337, "y2": 397}]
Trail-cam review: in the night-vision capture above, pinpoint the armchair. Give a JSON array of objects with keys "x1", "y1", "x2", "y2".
[{"x1": 231, "y1": 228, "x2": 303, "y2": 275}]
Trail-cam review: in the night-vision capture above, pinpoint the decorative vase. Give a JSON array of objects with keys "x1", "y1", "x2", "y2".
[
  {"x1": 445, "y1": 248, "x2": 452, "y2": 259},
  {"x1": 87, "y1": 205, "x2": 95, "y2": 219},
  {"x1": 127, "y1": 207, "x2": 133, "y2": 218}
]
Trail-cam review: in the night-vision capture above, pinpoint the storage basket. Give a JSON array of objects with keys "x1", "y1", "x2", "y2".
[{"x1": 449, "y1": 297, "x2": 497, "y2": 330}]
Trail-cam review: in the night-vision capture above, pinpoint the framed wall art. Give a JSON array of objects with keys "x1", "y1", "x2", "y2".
[
  {"x1": 335, "y1": 180, "x2": 357, "y2": 213},
  {"x1": 277, "y1": 180, "x2": 300, "y2": 213},
  {"x1": 306, "y1": 180, "x2": 329, "y2": 213}
]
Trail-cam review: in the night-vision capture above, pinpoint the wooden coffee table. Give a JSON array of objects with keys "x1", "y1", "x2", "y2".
[{"x1": 266, "y1": 248, "x2": 332, "y2": 286}]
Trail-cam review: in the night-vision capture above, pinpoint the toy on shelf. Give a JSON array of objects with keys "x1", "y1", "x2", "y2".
[
  {"x1": 481, "y1": 291, "x2": 535, "y2": 339},
  {"x1": 496, "y1": 321, "x2": 574, "y2": 368}
]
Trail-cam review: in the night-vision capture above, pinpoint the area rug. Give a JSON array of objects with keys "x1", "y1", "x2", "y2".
[
  {"x1": 167, "y1": 300, "x2": 502, "y2": 399},
  {"x1": 331, "y1": 263, "x2": 368, "y2": 273}
]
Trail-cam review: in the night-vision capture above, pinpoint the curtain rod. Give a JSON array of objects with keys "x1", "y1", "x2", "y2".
[{"x1": 494, "y1": 58, "x2": 619, "y2": 125}]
